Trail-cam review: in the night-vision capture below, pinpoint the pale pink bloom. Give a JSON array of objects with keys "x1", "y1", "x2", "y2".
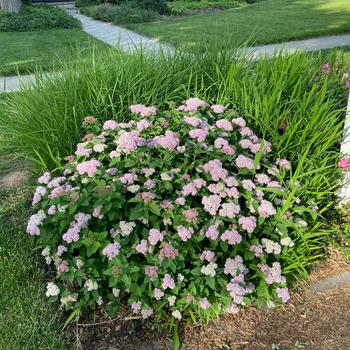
[
  {"x1": 258, "y1": 200, "x2": 276, "y2": 218},
  {"x1": 145, "y1": 179, "x2": 155, "y2": 189},
  {"x1": 136, "y1": 119, "x2": 151, "y2": 131},
  {"x1": 200, "y1": 297, "x2": 212, "y2": 309},
  {"x1": 221, "y1": 229, "x2": 242, "y2": 245},
  {"x1": 76, "y1": 159, "x2": 100, "y2": 177},
  {"x1": 117, "y1": 131, "x2": 144, "y2": 153},
  {"x1": 206, "y1": 225, "x2": 219, "y2": 240},
  {"x1": 250, "y1": 244, "x2": 264, "y2": 257},
  {"x1": 120, "y1": 173, "x2": 138, "y2": 184},
  {"x1": 103, "y1": 120, "x2": 118, "y2": 130},
  {"x1": 235, "y1": 155, "x2": 255, "y2": 170},
  {"x1": 57, "y1": 245, "x2": 67, "y2": 256},
  {"x1": 232, "y1": 117, "x2": 246, "y2": 128},
  {"x1": 141, "y1": 308, "x2": 153, "y2": 319},
  {"x1": 211, "y1": 104, "x2": 225, "y2": 114},
  {"x1": 200, "y1": 250, "x2": 216, "y2": 262},
  {"x1": 259, "y1": 262, "x2": 286, "y2": 284},
  {"x1": 110, "y1": 150, "x2": 119, "y2": 158},
  {"x1": 184, "y1": 116, "x2": 202, "y2": 127},
  {"x1": 140, "y1": 192, "x2": 156, "y2": 202},
  {"x1": 203, "y1": 159, "x2": 228, "y2": 181},
  {"x1": 225, "y1": 176, "x2": 238, "y2": 187},
  {"x1": 93, "y1": 143, "x2": 106, "y2": 153},
  {"x1": 202, "y1": 195, "x2": 222, "y2": 215},
  {"x1": 156, "y1": 131, "x2": 180, "y2": 150},
  {"x1": 178, "y1": 97, "x2": 208, "y2": 112},
  {"x1": 322, "y1": 63, "x2": 330, "y2": 74},
  {"x1": 32, "y1": 186, "x2": 47, "y2": 206},
  {"x1": 159, "y1": 243, "x2": 179, "y2": 261},
  {"x1": 219, "y1": 203, "x2": 240, "y2": 218},
  {"x1": 162, "y1": 274, "x2": 175, "y2": 289},
  {"x1": 276, "y1": 287, "x2": 290, "y2": 303},
  {"x1": 177, "y1": 226, "x2": 194, "y2": 241},
  {"x1": 183, "y1": 208, "x2": 198, "y2": 224},
  {"x1": 242, "y1": 179, "x2": 255, "y2": 191},
  {"x1": 93, "y1": 205, "x2": 103, "y2": 219},
  {"x1": 145, "y1": 266, "x2": 158, "y2": 280},
  {"x1": 38, "y1": 172, "x2": 51, "y2": 184},
  {"x1": 175, "y1": 197, "x2": 186, "y2": 206},
  {"x1": 154, "y1": 288, "x2": 164, "y2": 300},
  {"x1": 136, "y1": 239, "x2": 148, "y2": 255},
  {"x1": 58, "y1": 260, "x2": 69, "y2": 273},
  {"x1": 216, "y1": 119, "x2": 233, "y2": 131},
  {"x1": 27, "y1": 210, "x2": 46, "y2": 236},
  {"x1": 225, "y1": 187, "x2": 239, "y2": 199},
  {"x1": 148, "y1": 229, "x2": 164, "y2": 245},
  {"x1": 189, "y1": 128, "x2": 209, "y2": 142},
  {"x1": 131, "y1": 301, "x2": 142, "y2": 311},
  {"x1": 240, "y1": 127, "x2": 253, "y2": 137},
  {"x1": 238, "y1": 216, "x2": 257, "y2": 233}
]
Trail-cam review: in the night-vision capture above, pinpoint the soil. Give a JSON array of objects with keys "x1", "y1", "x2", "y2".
[
  {"x1": 67, "y1": 249, "x2": 350, "y2": 350},
  {"x1": 184, "y1": 248, "x2": 350, "y2": 350}
]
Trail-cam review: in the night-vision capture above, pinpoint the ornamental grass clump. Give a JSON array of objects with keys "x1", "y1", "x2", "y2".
[{"x1": 28, "y1": 99, "x2": 316, "y2": 322}]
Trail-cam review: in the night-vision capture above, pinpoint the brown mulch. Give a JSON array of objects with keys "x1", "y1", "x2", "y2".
[
  {"x1": 68, "y1": 249, "x2": 350, "y2": 350},
  {"x1": 184, "y1": 248, "x2": 350, "y2": 350}
]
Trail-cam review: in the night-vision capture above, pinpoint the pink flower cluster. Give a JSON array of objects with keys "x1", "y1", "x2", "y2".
[
  {"x1": 177, "y1": 97, "x2": 209, "y2": 112},
  {"x1": 62, "y1": 213, "x2": 91, "y2": 244},
  {"x1": 102, "y1": 242, "x2": 121, "y2": 260},
  {"x1": 28, "y1": 100, "x2": 295, "y2": 320},
  {"x1": 130, "y1": 104, "x2": 157, "y2": 117}
]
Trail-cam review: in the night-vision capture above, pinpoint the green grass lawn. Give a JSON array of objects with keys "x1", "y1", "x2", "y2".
[
  {"x1": 0, "y1": 187, "x2": 65, "y2": 350},
  {"x1": 0, "y1": 29, "x2": 109, "y2": 76},
  {"x1": 127, "y1": 0, "x2": 350, "y2": 48}
]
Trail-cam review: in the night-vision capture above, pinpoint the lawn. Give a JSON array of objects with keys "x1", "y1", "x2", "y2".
[
  {"x1": 127, "y1": 0, "x2": 350, "y2": 48},
  {"x1": 0, "y1": 187, "x2": 65, "y2": 349},
  {"x1": 0, "y1": 29, "x2": 109, "y2": 76}
]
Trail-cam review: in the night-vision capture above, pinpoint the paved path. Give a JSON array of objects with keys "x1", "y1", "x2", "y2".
[
  {"x1": 66, "y1": 5, "x2": 172, "y2": 53},
  {"x1": 247, "y1": 33, "x2": 350, "y2": 59},
  {"x1": 2, "y1": 4, "x2": 350, "y2": 93}
]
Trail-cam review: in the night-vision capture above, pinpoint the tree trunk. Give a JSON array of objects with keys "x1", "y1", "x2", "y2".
[{"x1": 0, "y1": 0, "x2": 22, "y2": 13}]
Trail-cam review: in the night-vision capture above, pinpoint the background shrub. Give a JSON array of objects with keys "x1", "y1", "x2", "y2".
[
  {"x1": 166, "y1": 0, "x2": 238, "y2": 16},
  {"x1": 0, "y1": 5, "x2": 81, "y2": 32},
  {"x1": 81, "y1": 2, "x2": 160, "y2": 25}
]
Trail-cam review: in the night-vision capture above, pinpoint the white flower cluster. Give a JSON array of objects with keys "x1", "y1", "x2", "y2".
[
  {"x1": 201, "y1": 262, "x2": 218, "y2": 277},
  {"x1": 46, "y1": 282, "x2": 60, "y2": 297},
  {"x1": 84, "y1": 279, "x2": 98, "y2": 291},
  {"x1": 262, "y1": 238, "x2": 281, "y2": 255},
  {"x1": 280, "y1": 237, "x2": 295, "y2": 247}
]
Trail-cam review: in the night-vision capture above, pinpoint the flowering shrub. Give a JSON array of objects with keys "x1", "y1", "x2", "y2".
[{"x1": 28, "y1": 99, "x2": 313, "y2": 322}]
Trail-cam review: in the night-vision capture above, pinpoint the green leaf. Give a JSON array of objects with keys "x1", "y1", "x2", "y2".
[
  {"x1": 148, "y1": 203, "x2": 160, "y2": 216},
  {"x1": 62, "y1": 308, "x2": 80, "y2": 330},
  {"x1": 206, "y1": 277, "x2": 216, "y2": 290},
  {"x1": 220, "y1": 240, "x2": 228, "y2": 253},
  {"x1": 191, "y1": 267, "x2": 201, "y2": 276},
  {"x1": 129, "y1": 204, "x2": 145, "y2": 220},
  {"x1": 125, "y1": 159, "x2": 136, "y2": 168},
  {"x1": 86, "y1": 241, "x2": 101, "y2": 257},
  {"x1": 122, "y1": 274, "x2": 131, "y2": 288}
]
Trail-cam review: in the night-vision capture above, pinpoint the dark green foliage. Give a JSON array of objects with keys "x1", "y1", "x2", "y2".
[
  {"x1": 81, "y1": 2, "x2": 160, "y2": 25},
  {"x1": 0, "y1": 5, "x2": 81, "y2": 32}
]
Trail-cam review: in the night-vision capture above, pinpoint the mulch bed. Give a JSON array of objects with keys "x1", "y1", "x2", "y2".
[
  {"x1": 184, "y1": 249, "x2": 350, "y2": 350},
  {"x1": 67, "y1": 249, "x2": 350, "y2": 350}
]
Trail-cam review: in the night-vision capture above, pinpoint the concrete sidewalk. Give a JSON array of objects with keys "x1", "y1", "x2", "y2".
[
  {"x1": 2, "y1": 4, "x2": 350, "y2": 93},
  {"x1": 65, "y1": 5, "x2": 172, "y2": 53}
]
